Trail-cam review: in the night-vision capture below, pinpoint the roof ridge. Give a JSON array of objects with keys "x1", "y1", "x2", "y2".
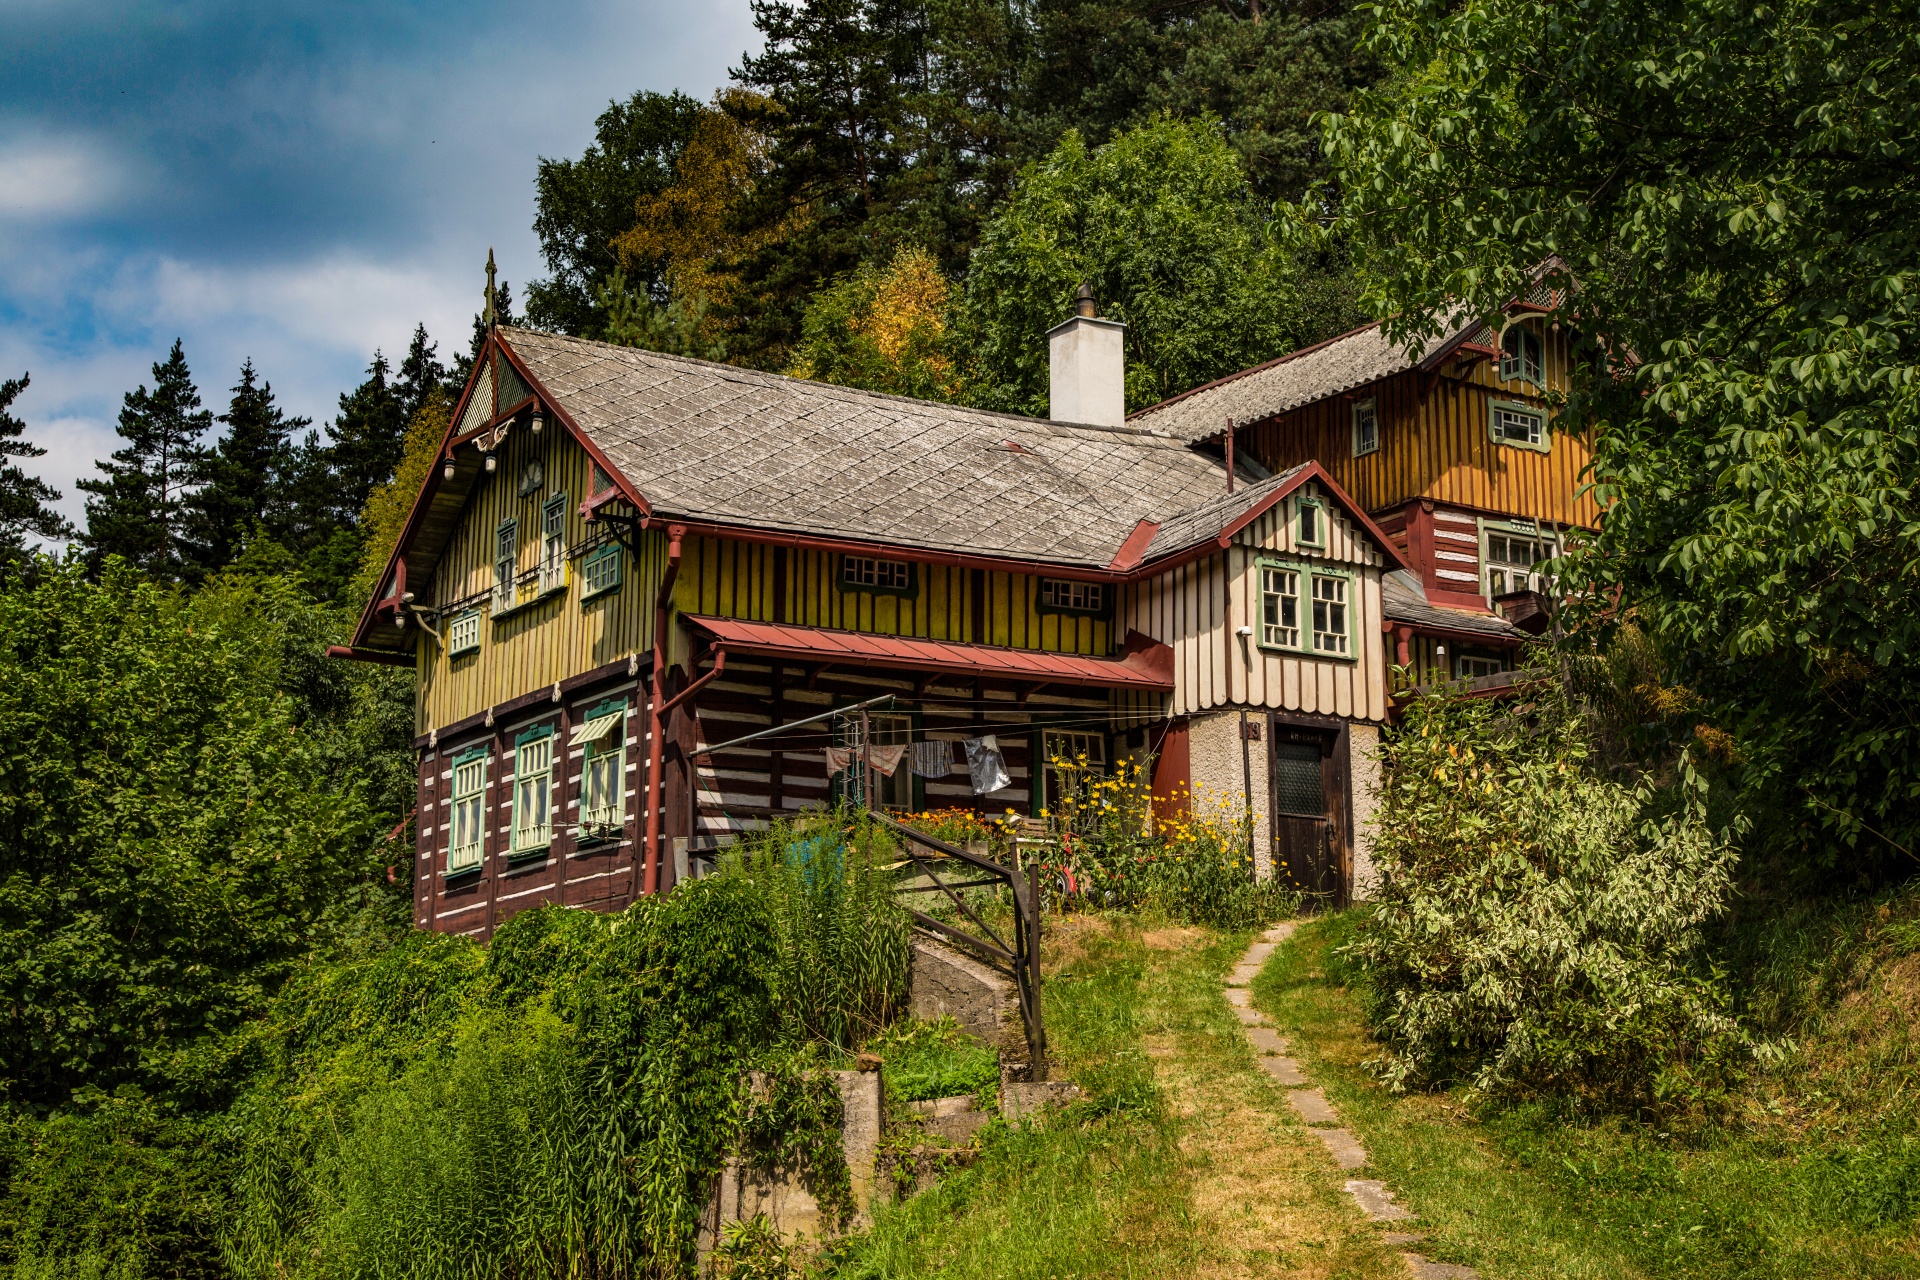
[
  {"x1": 501, "y1": 325, "x2": 1182, "y2": 449},
  {"x1": 1127, "y1": 319, "x2": 1386, "y2": 422}
]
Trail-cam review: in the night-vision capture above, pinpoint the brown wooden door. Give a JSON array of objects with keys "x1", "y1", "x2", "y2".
[{"x1": 1270, "y1": 730, "x2": 1337, "y2": 901}]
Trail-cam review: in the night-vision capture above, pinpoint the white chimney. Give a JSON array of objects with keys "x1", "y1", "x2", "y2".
[{"x1": 1048, "y1": 284, "x2": 1126, "y2": 427}]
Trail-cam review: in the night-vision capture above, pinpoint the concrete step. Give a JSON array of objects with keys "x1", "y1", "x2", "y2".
[
  {"x1": 1343, "y1": 1178, "x2": 1413, "y2": 1221},
  {"x1": 1244, "y1": 1026, "x2": 1288, "y2": 1054}
]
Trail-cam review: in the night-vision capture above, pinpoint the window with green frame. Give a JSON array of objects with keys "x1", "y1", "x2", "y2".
[
  {"x1": 838, "y1": 555, "x2": 916, "y2": 597},
  {"x1": 574, "y1": 699, "x2": 627, "y2": 838},
  {"x1": 1296, "y1": 496, "x2": 1326, "y2": 549},
  {"x1": 510, "y1": 727, "x2": 555, "y2": 856},
  {"x1": 582, "y1": 542, "x2": 623, "y2": 600},
  {"x1": 1257, "y1": 559, "x2": 1355, "y2": 660},
  {"x1": 447, "y1": 610, "x2": 481, "y2": 656},
  {"x1": 447, "y1": 749, "x2": 488, "y2": 874},
  {"x1": 1489, "y1": 400, "x2": 1549, "y2": 451}
]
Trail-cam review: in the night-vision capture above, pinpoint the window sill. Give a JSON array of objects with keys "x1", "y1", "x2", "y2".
[
  {"x1": 580, "y1": 581, "x2": 622, "y2": 605},
  {"x1": 505, "y1": 847, "x2": 551, "y2": 870},
  {"x1": 442, "y1": 864, "x2": 483, "y2": 885},
  {"x1": 1253, "y1": 642, "x2": 1360, "y2": 664},
  {"x1": 491, "y1": 581, "x2": 567, "y2": 621}
]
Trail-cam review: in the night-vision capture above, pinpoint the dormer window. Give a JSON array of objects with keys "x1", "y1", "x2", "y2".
[
  {"x1": 839, "y1": 555, "x2": 916, "y2": 596},
  {"x1": 1500, "y1": 324, "x2": 1543, "y2": 385}
]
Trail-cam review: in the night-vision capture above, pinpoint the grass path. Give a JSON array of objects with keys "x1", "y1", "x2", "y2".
[{"x1": 838, "y1": 916, "x2": 1411, "y2": 1279}]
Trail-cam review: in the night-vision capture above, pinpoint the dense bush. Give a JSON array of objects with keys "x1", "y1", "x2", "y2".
[{"x1": 1350, "y1": 680, "x2": 1758, "y2": 1103}]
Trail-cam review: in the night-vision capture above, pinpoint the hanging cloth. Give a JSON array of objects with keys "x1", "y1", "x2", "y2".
[
  {"x1": 911, "y1": 740, "x2": 954, "y2": 779},
  {"x1": 963, "y1": 736, "x2": 1011, "y2": 795},
  {"x1": 868, "y1": 743, "x2": 908, "y2": 777},
  {"x1": 823, "y1": 746, "x2": 853, "y2": 776}
]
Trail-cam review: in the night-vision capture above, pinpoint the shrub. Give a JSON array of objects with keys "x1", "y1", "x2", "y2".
[{"x1": 1349, "y1": 680, "x2": 1756, "y2": 1103}]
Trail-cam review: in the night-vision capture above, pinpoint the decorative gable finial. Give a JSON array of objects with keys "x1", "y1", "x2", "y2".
[{"x1": 484, "y1": 248, "x2": 498, "y2": 329}]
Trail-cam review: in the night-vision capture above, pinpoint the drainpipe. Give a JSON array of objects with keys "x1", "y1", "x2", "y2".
[{"x1": 642, "y1": 524, "x2": 686, "y2": 897}]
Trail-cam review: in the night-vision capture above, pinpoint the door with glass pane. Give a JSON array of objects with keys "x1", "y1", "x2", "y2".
[{"x1": 1269, "y1": 727, "x2": 1337, "y2": 902}]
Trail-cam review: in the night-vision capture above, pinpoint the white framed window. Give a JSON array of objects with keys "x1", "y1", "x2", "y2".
[
  {"x1": 1455, "y1": 653, "x2": 1505, "y2": 680},
  {"x1": 1041, "y1": 729, "x2": 1107, "y2": 815},
  {"x1": 1489, "y1": 401, "x2": 1548, "y2": 450},
  {"x1": 582, "y1": 544, "x2": 622, "y2": 599},
  {"x1": 540, "y1": 493, "x2": 568, "y2": 593},
  {"x1": 836, "y1": 711, "x2": 914, "y2": 808},
  {"x1": 448, "y1": 752, "x2": 488, "y2": 873},
  {"x1": 1311, "y1": 574, "x2": 1350, "y2": 655},
  {"x1": 1260, "y1": 564, "x2": 1301, "y2": 649},
  {"x1": 1484, "y1": 525, "x2": 1555, "y2": 597},
  {"x1": 1039, "y1": 579, "x2": 1104, "y2": 614},
  {"x1": 1501, "y1": 324, "x2": 1543, "y2": 385},
  {"x1": 840, "y1": 555, "x2": 914, "y2": 594},
  {"x1": 1351, "y1": 398, "x2": 1379, "y2": 457},
  {"x1": 493, "y1": 519, "x2": 518, "y2": 614},
  {"x1": 447, "y1": 610, "x2": 481, "y2": 657},
  {"x1": 574, "y1": 703, "x2": 627, "y2": 837},
  {"x1": 511, "y1": 731, "x2": 555, "y2": 854}
]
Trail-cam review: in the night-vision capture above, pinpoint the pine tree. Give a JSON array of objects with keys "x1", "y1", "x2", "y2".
[
  {"x1": 0, "y1": 373, "x2": 73, "y2": 566},
  {"x1": 326, "y1": 352, "x2": 406, "y2": 521},
  {"x1": 395, "y1": 324, "x2": 450, "y2": 425},
  {"x1": 182, "y1": 360, "x2": 308, "y2": 578},
  {"x1": 78, "y1": 340, "x2": 212, "y2": 579}
]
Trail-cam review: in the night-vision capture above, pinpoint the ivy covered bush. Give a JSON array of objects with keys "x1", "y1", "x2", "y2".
[{"x1": 1350, "y1": 681, "x2": 1758, "y2": 1104}]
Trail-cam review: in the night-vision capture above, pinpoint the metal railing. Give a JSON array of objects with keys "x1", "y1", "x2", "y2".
[{"x1": 869, "y1": 810, "x2": 1045, "y2": 1078}]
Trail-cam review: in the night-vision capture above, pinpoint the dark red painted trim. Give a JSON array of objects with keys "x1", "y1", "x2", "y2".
[
  {"x1": 1108, "y1": 519, "x2": 1161, "y2": 571},
  {"x1": 493, "y1": 335, "x2": 653, "y2": 521},
  {"x1": 327, "y1": 644, "x2": 415, "y2": 667},
  {"x1": 410, "y1": 653, "x2": 648, "y2": 750}
]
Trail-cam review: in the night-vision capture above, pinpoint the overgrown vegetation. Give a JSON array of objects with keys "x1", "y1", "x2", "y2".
[{"x1": 1353, "y1": 676, "x2": 1757, "y2": 1104}]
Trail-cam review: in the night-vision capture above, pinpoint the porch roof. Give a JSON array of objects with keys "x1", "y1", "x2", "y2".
[{"x1": 684, "y1": 615, "x2": 1175, "y2": 692}]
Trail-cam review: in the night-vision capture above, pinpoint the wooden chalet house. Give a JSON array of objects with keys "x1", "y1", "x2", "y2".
[
  {"x1": 334, "y1": 299, "x2": 1414, "y2": 933},
  {"x1": 1129, "y1": 296, "x2": 1596, "y2": 693}
]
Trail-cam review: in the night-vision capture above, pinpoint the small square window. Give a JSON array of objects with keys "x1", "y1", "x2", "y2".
[
  {"x1": 840, "y1": 555, "x2": 915, "y2": 595},
  {"x1": 582, "y1": 544, "x2": 622, "y2": 600},
  {"x1": 1038, "y1": 579, "x2": 1104, "y2": 615},
  {"x1": 1485, "y1": 526, "x2": 1554, "y2": 597},
  {"x1": 447, "y1": 610, "x2": 481, "y2": 656},
  {"x1": 1351, "y1": 399, "x2": 1379, "y2": 458}
]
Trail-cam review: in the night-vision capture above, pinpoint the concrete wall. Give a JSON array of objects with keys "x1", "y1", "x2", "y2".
[
  {"x1": 1348, "y1": 722, "x2": 1382, "y2": 901},
  {"x1": 1186, "y1": 709, "x2": 1270, "y2": 879}
]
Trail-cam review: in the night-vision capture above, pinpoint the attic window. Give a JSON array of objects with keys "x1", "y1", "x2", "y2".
[
  {"x1": 840, "y1": 555, "x2": 916, "y2": 596},
  {"x1": 1296, "y1": 497, "x2": 1326, "y2": 550},
  {"x1": 1500, "y1": 325, "x2": 1543, "y2": 385}
]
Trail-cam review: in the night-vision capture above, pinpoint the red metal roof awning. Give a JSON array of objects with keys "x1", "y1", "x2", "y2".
[{"x1": 684, "y1": 615, "x2": 1174, "y2": 692}]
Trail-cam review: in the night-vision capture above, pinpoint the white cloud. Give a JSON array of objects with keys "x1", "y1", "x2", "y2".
[{"x1": 0, "y1": 132, "x2": 129, "y2": 219}]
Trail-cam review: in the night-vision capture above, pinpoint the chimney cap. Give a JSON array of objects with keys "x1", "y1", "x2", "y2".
[{"x1": 1074, "y1": 283, "x2": 1097, "y2": 318}]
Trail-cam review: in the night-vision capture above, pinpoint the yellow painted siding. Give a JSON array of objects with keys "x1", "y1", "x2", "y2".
[
  {"x1": 671, "y1": 539, "x2": 1113, "y2": 656},
  {"x1": 417, "y1": 425, "x2": 662, "y2": 734},
  {"x1": 1121, "y1": 484, "x2": 1388, "y2": 721},
  {"x1": 1244, "y1": 326, "x2": 1600, "y2": 529}
]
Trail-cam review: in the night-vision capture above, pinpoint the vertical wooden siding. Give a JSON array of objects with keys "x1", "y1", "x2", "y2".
[
  {"x1": 1120, "y1": 484, "x2": 1387, "y2": 721},
  {"x1": 417, "y1": 424, "x2": 662, "y2": 735},
  {"x1": 1243, "y1": 328, "x2": 1600, "y2": 529},
  {"x1": 669, "y1": 539, "x2": 1113, "y2": 656}
]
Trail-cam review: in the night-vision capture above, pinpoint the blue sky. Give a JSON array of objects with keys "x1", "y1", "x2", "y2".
[{"x1": 0, "y1": 0, "x2": 758, "y2": 534}]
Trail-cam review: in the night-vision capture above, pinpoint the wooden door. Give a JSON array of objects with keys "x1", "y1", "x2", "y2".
[{"x1": 1269, "y1": 728, "x2": 1337, "y2": 901}]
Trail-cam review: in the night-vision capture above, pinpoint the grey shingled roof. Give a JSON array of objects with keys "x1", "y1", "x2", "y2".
[
  {"x1": 1382, "y1": 571, "x2": 1524, "y2": 639},
  {"x1": 1138, "y1": 466, "x2": 1309, "y2": 562},
  {"x1": 502, "y1": 327, "x2": 1252, "y2": 570},
  {"x1": 1128, "y1": 317, "x2": 1478, "y2": 443}
]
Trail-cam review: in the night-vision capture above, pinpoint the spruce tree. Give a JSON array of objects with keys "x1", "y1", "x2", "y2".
[
  {"x1": 77, "y1": 340, "x2": 212, "y2": 580},
  {"x1": 183, "y1": 360, "x2": 308, "y2": 577},
  {"x1": 0, "y1": 373, "x2": 73, "y2": 566},
  {"x1": 395, "y1": 324, "x2": 450, "y2": 425},
  {"x1": 326, "y1": 352, "x2": 406, "y2": 521}
]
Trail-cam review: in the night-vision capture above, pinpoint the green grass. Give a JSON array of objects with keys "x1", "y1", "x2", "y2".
[
  {"x1": 1256, "y1": 909, "x2": 1920, "y2": 1280},
  {"x1": 832, "y1": 922, "x2": 1200, "y2": 1280}
]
